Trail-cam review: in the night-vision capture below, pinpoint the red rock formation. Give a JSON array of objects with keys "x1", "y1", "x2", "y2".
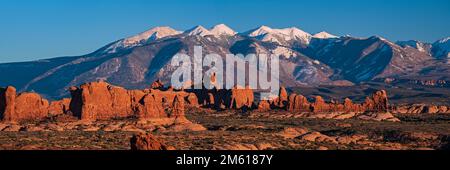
[
  {"x1": 130, "y1": 133, "x2": 168, "y2": 150},
  {"x1": 1, "y1": 80, "x2": 399, "y2": 123},
  {"x1": 48, "y1": 98, "x2": 71, "y2": 116},
  {"x1": 191, "y1": 84, "x2": 255, "y2": 110},
  {"x1": 438, "y1": 106, "x2": 449, "y2": 113},
  {"x1": 228, "y1": 86, "x2": 254, "y2": 109},
  {"x1": 12, "y1": 92, "x2": 49, "y2": 122},
  {"x1": 423, "y1": 105, "x2": 439, "y2": 114},
  {"x1": 343, "y1": 98, "x2": 363, "y2": 113},
  {"x1": 257, "y1": 100, "x2": 271, "y2": 111},
  {"x1": 68, "y1": 81, "x2": 194, "y2": 121},
  {"x1": 274, "y1": 86, "x2": 288, "y2": 108},
  {"x1": 149, "y1": 89, "x2": 190, "y2": 107},
  {"x1": 185, "y1": 93, "x2": 199, "y2": 107},
  {"x1": 69, "y1": 81, "x2": 135, "y2": 121},
  {"x1": 1, "y1": 86, "x2": 51, "y2": 122},
  {"x1": 0, "y1": 86, "x2": 16, "y2": 122},
  {"x1": 287, "y1": 94, "x2": 311, "y2": 112},
  {"x1": 285, "y1": 90, "x2": 390, "y2": 114},
  {"x1": 171, "y1": 95, "x2": 185, "y2": 118},
  {"x1": 0, "y1": 88, "x2": 4, "y2": 119},
  {"x1": 136, "y1": 94, "x2": 166, "y2": 120},
  {"x1": 312, "y1": 96, "x2": 331, "y2": 113},
  {"x1": 328, "y1": 99, "x2": 345, "y2": 113},
  {"x1": 207, "y1": 93, "x2": 215, "y2": 106},
  {"x1": 364, "y1": 90, "x2": 389, "y2": 112}
]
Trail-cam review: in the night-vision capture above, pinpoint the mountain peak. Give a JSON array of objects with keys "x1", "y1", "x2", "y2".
[
  {"x1": 123, "y1": 26, "x2": 181, "y2": 46},
  {"x1": 276, "y1": 27, "x2": 311, "y2": 41},
  {"x1": 105, "y1": 26, "x2": 181, "y2": 53},
  {"x1": 258, "y1": 25, "x2": 273, "y2": 30},
  {"x1": 313, "y1": 31, "x2": 338, "y2": 39},
  {"x1": 433, "y1": 37, "x2": 450, "y2": 59},
  {"x1": 245, "y1": 25, "x2": 274, "y2": 37},
  {"x1": 397, "y1": 40, "x2": 431, "y2": 53},
  {"x1": 210, "y1": 24, "x2": 236, "y2": 36},
  {"x1": 437, "y1": 37, "x2": 450, "y2": 44},
  {"x1": 185, "y1": 25, "x2": 212, "y2": 36}
]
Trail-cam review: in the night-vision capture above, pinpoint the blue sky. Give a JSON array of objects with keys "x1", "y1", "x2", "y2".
[{"x1": 0, "y1": 0, "x2": 449, "y2": 63}]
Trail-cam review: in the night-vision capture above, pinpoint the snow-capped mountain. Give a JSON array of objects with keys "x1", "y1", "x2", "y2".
[
  {"x1": 432, "y1": 37, "x2": 450, "y2": 59},
  {"x1": 122, "y1": 27, "x2": 181, "y2": 46},
  {"x1": 209, "y1": 24, "x2": 237, "y2": 36},
  {"x1": 244, "y1": 25, "x2": 274, "y2": 37},
  {"x1": 184, "y1": 25, "x2": 213, "y2": 36},
  {"x1": 313, "y1": 31, "x2": 338, "y2": 39},
  {"x1": 396, "y1": 40, "x2": 432, "y2": 54},
  {"x1": 0, "y1": 24, "x2": 448, "y2": 99},
  {"x1": 106, "y1": 27, "x2": 181, "y2": 53},
  {"x1": 305, "y1": 36, "x2": 434, "y2": 82},
  {"x1": 243, "y1": 26, "x2": 312, "y2": 45}
]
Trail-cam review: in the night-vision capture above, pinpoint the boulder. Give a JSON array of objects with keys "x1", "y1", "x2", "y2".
[{"x1": 130, "y1": 133, "x2": 169, "y2": 150}]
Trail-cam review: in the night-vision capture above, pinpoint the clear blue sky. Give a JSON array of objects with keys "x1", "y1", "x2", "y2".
[{"x1": 1, "y1": 0, "x2": 449, "y2": 63}]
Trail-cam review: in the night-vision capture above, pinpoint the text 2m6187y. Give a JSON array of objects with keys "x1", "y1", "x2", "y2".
[{"x1": 220, "y1": 155, "x2": 273, "y2": 165}]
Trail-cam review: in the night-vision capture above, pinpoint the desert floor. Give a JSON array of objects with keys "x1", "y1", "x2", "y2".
[{"x1": 0, "y1": 108, "x2": 449, "y2": 150}]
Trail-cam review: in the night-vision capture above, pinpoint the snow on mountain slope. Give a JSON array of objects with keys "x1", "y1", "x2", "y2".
[
  {"x1": 229, "y1": 38, "x2": 335, "y2": 86},
  {"x1": 313, "y1": 31, "x2": 338, "y2": 39},
  {"x1": 271, "y1": 46, "x2": 298, "y2": 59},
  {"x1": 1, "y1": 24, "x2": 449, "y2": 100},
  {"x1": 307, "y1": 36, "x2": 433, "y2": 82},
  {"x1": 210, "y1": 24, "x2": 237, "y2": 36},
  {"x1": 184, "y1": 25, "x2": 213, "y2": 36},
  {"x1": 244, "y1": 25, "x2": 274, "y2": 37},
  {"x1": 105, "y1": 27, "x2": 181, "y2": 53},
  {"x1": 123, "y1": 27, "x2": 181, "y2": 46},
  {"x1": 243, "y1": 26, "x2": 312, "y2": 45},
  {"x1": 396, "y1": 40, "x2": 432, "y2": 54},
  {"x1": 432, "y1": 37, "x2": 450, "y2": 59},
  {"x1": 277, "y1": 27, "x2": 312, "y2": 42}
]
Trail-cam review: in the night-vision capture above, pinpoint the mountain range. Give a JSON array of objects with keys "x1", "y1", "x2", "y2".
[{"x1": 0, "y1": 24, "x2": 449, "y2": 99}]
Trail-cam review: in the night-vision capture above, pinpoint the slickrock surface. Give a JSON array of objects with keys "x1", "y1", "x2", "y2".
[{"x1": 393, "y1": 104, "x2": 450, "y2": 114}]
